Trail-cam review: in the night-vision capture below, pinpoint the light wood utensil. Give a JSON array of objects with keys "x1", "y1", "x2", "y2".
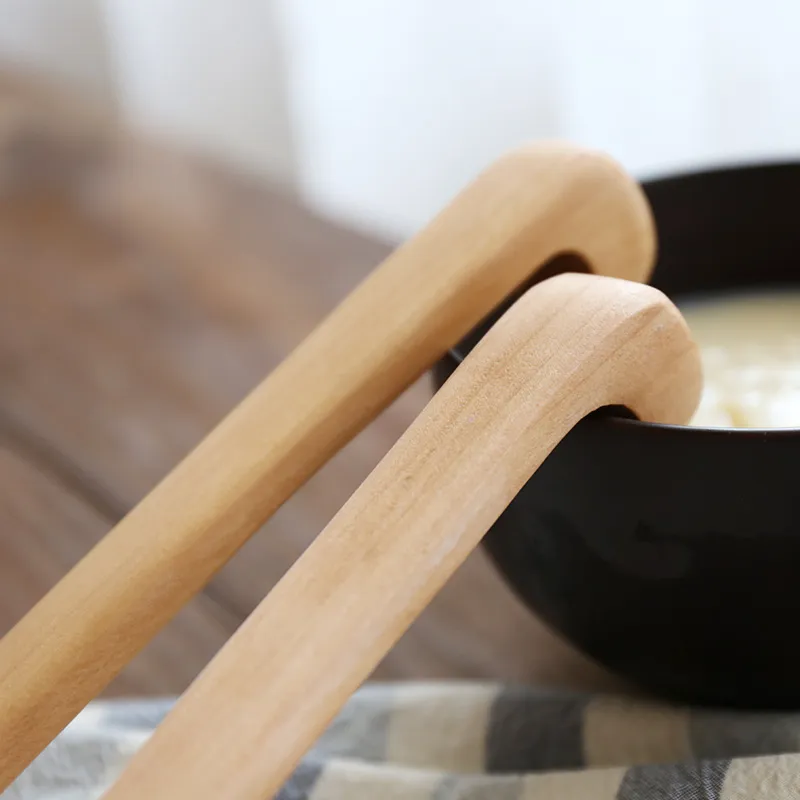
[
  {"x1": 0, "y1": 143, "x2": 655, "y2": 789},
  {"x1": 102, "y1": 272, "x2": 702, "y2": 799}
]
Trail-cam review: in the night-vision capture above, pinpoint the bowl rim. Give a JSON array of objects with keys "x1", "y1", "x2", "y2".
[
  {"x1": 444, "y1": 158, "x2": 800, "y2": 438},
  {"x1": 635, "y1": 155, "x2": 800, "y2": 187}
]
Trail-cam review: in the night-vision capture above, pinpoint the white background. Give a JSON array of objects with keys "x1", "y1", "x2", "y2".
[{"x1": 1, "y1": 0, "x2": 798, "y2": 239}]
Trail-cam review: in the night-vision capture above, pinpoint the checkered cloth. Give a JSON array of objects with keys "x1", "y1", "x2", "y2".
[{"x1": 6, "y1": 683, "x2": 800, "y2": 798}]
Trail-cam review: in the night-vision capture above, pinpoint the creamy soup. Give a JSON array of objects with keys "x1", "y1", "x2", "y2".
[{"x1": 680, "y1": 291, "x2": 800, "y2": 428}]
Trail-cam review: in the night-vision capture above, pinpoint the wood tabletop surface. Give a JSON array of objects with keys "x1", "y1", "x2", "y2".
[{"x1": 0, "y1": 73, "x2": 624, "y2": 697}]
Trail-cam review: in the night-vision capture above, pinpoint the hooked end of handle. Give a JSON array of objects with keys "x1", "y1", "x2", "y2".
[
  {"x1": 497, "y1": 271, "x2": 702, "y2": 427},
  {"x1": 479, "y1": 141, "x2": 657, "y2": 286}
]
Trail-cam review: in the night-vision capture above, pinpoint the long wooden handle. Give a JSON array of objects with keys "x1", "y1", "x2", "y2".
[
  {"x1": 0, "y1": 144, "x2": 655, "y2": 789},
  {"x1": 103, "y1": 273, "x2": 701, "y2": 800}
]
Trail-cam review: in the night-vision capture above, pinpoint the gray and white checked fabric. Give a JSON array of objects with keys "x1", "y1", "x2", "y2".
[{"x1": 6, "y1": 682, "x2": 800, "y2": 799}]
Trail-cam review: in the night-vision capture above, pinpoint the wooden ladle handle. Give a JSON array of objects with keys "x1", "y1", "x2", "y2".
[
  {"x1": 0, "y1": 144, "x2": 655, "y2": 789},
  {"x1": 103, "y1": 273, "x2": 702, "y2": 800}
]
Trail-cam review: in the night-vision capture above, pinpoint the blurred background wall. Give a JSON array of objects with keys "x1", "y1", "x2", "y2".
[{"x1": 1, "y1": 0, "x2": 797, "y2": 240}]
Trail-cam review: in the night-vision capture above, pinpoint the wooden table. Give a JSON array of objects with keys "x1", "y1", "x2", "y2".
[{"x1": 0, "y1": 74, "x2": 622, "y2": 696}]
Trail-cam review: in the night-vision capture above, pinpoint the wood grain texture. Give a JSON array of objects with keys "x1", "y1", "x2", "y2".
[
  {"x1": 0, "y1": 96, "x2": 661, "y2": 787},
  {"x1": 0, "y1": 433, "x2": 238, "y2": 696},
  {"x1": 104, "y1": 274, "x2": 702, "y2": 799},
  {"x1": 0, "y1": 74, "x2": 625, "y2": 690},
  {"x1": 0, "y1": 72, "x2": 645, "y2": 784}
]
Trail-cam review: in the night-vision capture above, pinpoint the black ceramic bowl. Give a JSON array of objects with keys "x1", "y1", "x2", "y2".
[{"x1": 432, "y1": 162, "x2": 800, "y2": 710}]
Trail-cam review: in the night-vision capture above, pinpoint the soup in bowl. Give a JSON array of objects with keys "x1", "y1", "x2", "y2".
[{"x1": 433, "y1": 162, "x2": 800, "y2": 709}]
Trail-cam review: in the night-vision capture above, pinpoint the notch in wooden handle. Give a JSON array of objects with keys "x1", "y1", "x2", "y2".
[
  {"x1": 0, "y1": 143, "x2": 656, "y2": 789},
  {"x1": 103, "y1": 273, "x2": 702, "y2": 800}
]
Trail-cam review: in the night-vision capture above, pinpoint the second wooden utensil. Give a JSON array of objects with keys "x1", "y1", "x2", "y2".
[
  {"x1": 102, "y1": 272, "x2": 702, "y2": 799},
  {"x1": 0, "y1": 143, "x2": 656, "y2": 788}
]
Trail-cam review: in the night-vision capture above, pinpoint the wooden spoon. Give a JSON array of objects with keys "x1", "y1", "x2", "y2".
[
  {"x1": 102, "y1": 272, "x2": 702, "y2": 799},
  {"x1": 0, "y1": 143, "x2": 656, "y2": 788}
]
